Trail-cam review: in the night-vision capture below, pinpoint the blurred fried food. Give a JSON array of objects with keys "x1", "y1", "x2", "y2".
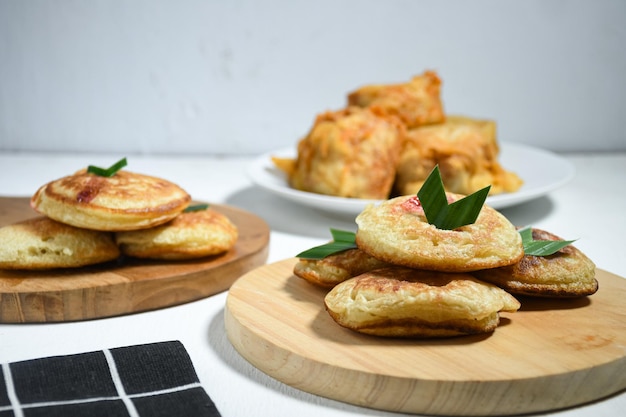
[
  {"x1": 348, "y1": 70, "x2": 445, "y2": 128},
  {"x1": 394, "y1": 115, "x2": 523, "y2": 196},
  {"x1": 274, "y1": 71, "x2": 522, "y2": 200},
  {"x1": 283, "y1": 107, "x2": 404, "y2": 199}
]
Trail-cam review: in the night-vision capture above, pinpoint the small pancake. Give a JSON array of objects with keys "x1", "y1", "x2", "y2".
[
  {"x1": 473, "y1": 228, "x2": 598, "y2": 297},
  {"x1": 355, "y1": 194, "x2": 524, "y2": 272},
  {"x1": 294, "y1": 248, "x2": 391, "y2": 288},
  {"x1": 0, "y1": 216, "x2": 120, "y2": 270},
  {"x1": 347, "y1": 70, "x2": 445, "y2": 128},
  {"x1": 324, "y1": 267, "x2": 520, "y2": 338},
  {"x1": 31, "y1": 169, "x2": 191, "y2": 231},
  {"x1": 115, "y1": 208, "x2": 238, "y2": 260}
]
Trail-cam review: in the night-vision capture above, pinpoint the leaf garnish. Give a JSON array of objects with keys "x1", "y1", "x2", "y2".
[
  {"x1": 418, "y1": 166, "x2": 490, "y2": 230},
  {"x1": 296, "y1": 228, "x2": 357, "y2": 259},
  {"x1": 519, "y1": 226, "x2": 576, "y2": 256},
  {"x1": 184, "y1": 203, "x2": 210, "y2": 212},
  {"x1": 87, "y1": 157, "x2": 128, "y2": 177}
]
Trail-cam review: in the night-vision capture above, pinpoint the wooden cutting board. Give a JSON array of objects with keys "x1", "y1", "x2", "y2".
[
  {"x1": 0, "y1": 197, "x2": 269, "y2": 323},
  {"x1": 225, "y1": 258, "x2": 626, "y2": 416}
]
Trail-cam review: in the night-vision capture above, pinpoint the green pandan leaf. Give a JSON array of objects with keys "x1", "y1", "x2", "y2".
[
  {"x1": 330, "y1": 228, "x2": 357, "y2": 243},
  {"x1": 519, "y1": 226, "x2": 576, "y2": 256},
  {"x1": 417, "y1": 166, "x2": 490, "y2": 230},
  {"x1": 296, "y1": 229, "x2": 357, "y2": 259},
  {"x1": 87, "y1": 157, "x2": 128, "y2": 177},
  {"x1": 184, "y1": 203, "x2": 210, "y2": 212}
]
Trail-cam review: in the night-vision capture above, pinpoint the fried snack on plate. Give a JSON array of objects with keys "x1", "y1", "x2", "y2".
[
  {"x1": 284, "y1": 107, "x2": 404, "y2": 199},
  {"x1": 394, "y1": 115, "x2": 523, "y2": 196},
  {"x1": 31, "y1": 169, "x2": 191, "y2": 231},
  {"x1": 0, "y1": 217, "x2": 120, "y2": 270},
  {"x1": 473, "y1": 228, "x2": 598, "y2": 297},
  {"x1": 115, "y1": 208, "x2": 238, "y2": 260},
  {"x1": 355, "y1": 194, "x2": 523, "y2": 272},
  {"x1": 324, "y1": 266, "x2": 520, "y2": 338},
  {"x1": 347, "y1": 70, "x2": 445, "y2": 128},
  {"x1": 294, "y1": 248, "x2": 391, "y2": 288}
]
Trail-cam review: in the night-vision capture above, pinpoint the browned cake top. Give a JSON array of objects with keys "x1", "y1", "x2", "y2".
[{"x1": 31, "y1": 169, "x2": 191, "y2": 231}]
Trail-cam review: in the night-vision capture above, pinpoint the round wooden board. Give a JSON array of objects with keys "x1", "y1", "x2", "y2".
[
  {"x1": 225, "y1": 258, "x2": 626, "y2": 416},
  {"x1": 0, "y1": 197, "x2": 269, "y2": 323}
]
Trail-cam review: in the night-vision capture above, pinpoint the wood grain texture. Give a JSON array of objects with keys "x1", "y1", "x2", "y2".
[
  {"x1": 0, "y1": 197, "x2": 269, "y2": 323},
  {"x1": 225, "y1": 258, "x2": 626, "y2": 416}
]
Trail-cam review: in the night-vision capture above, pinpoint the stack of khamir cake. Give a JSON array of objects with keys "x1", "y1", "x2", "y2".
[
  {"x1": 0, "y1": 163, "x2": 238, "y2": 270},
  {"x1": 294, "y1": 191, "x2": 598, "y2": 338}
]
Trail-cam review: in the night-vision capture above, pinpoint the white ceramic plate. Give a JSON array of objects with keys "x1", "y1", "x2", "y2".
[{"x1": 247, "y1": 143, "x2": 575, "y2": 216}]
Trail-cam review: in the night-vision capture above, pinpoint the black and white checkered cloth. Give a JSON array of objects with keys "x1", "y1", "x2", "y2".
[{"x1": 0, "y1": 340, "x2": 221, "y2": 417}]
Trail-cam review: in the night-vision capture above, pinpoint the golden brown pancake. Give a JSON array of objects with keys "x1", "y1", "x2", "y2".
[
  {"x1": 347, "y1": 70, "x2": 445, "y2": 128},
  {"x1": 394, "y1": 115, "x2": 523, "y2": 196},
  {"x1": 31, "y1": 169, "x2": 191, "y2": 231},
  {"x1": 355, "y1": 194, "x2": 524, "y2": 272},
  {"x1": 115, "y1": 208, "x2": 238, "y2": 260},
  {"x1": 294, "y1": 248, "x2": 391, "y2": 288},
  {"x1": 324, "y1": 267, "x2": 520, "y2": 337},
  {"x1": 473, "y1": 228, "x2": 598, "y2": 297},
  {"x1": 0, "y1": 216, "x2": 120, "y2": 270},
  {"x1": 281, "y1": 106, "x2": 404, "y2": 199}
]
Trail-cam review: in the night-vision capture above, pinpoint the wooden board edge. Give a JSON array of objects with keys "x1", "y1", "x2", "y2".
[
  {"x1": 1, "y1": 243, "x2": 269, "y2": 323},
  {"x1": 0, "y1": 197, "x2": 271, "y2": 323},
  {"x1": 224, "y1": 260, "x2": 626, "y2": 416},
  {"x1": 225, "y1": 289, "x2": 626, "y2": 416}
]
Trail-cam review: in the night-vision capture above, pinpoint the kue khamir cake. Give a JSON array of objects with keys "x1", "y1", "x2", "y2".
[
  {"x1": 355, "y1": 193, "x2": 524, "y2": 272},
  {"x1": 115, "y1": 207, "x2": 238, "y2": 260},
  {"x1": 31, "y1": 166, "x2": 191, "y2": 231},
  {"x1": 294, "y1": 247, "x2": 390, "y2": 288},
  {"x1": 473, "y1": 228, "x2": 598, "y2": 297},
  {"x1": 0, "y1": 217, "x2": 120, "y2": 269},
  {"x1": 324, "y1": 266, "x2": 520, "y2": 338}
]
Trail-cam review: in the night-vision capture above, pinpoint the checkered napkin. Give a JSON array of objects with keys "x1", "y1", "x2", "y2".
[{"x1": 0, "y1": 341, "x2": 221, "y2": 417}]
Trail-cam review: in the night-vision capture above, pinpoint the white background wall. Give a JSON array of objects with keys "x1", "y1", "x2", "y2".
[{"x1": 1, "y1": 0, "x2": 624, "y2": 155}]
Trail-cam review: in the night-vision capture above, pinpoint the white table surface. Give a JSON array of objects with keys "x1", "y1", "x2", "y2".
[{"x1": 0, "y1": 150, "x2": 624, "y2": 417}]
